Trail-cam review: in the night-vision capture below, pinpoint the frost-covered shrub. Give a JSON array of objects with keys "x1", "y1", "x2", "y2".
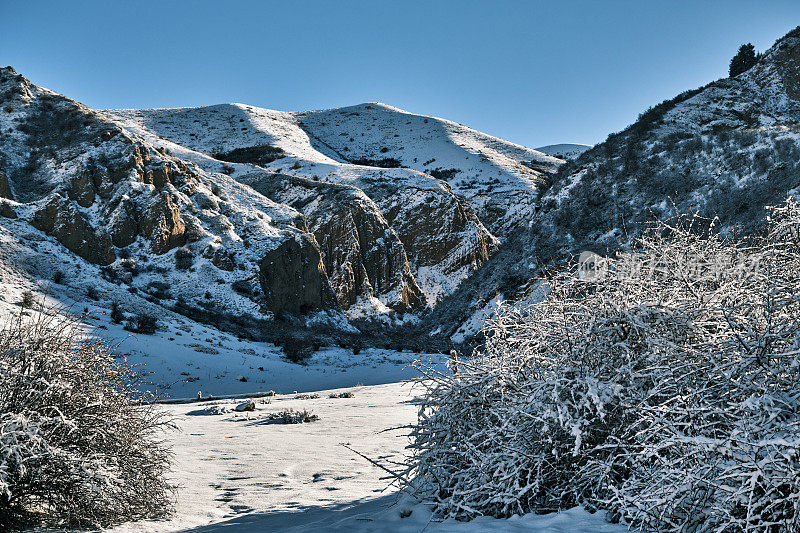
[
  {"x1": 18, "y1": 291, "x2": 34, "y2": 309},
  {"x1": 268, "y1": 409, "x2": 319, "y2": 424},
  {"x1": 410, "y1": 199, "x2": 800, "y2": 531},
  {"x1": 124, "y1": 312, "x2": 158, "y2": 335},
  {"x1": 174, "y1": 246, "x2": 194, "y2": 271},
  {"x1": 0, "y1": 310, "x2": 173, "y2": 529},
  {"x1": 110, "y1": 301, "x2": 123, "y2": 324},
  {"x1": 282, "y1": 336, "x2": 315, "y2": 364}
]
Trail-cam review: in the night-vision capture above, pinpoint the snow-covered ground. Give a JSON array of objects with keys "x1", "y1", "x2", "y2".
[
  {"x1": 108, "y1": 381, "x2": 626, "y2": 533},
  {"x1": 94, "y1": 314, "x2": 439, "y2": 400},
  {"x1": 0, "y1": 196, "x2": 618, "y2": 532},
  {"x1": 0, "y1": 282, "x2": 622, "y2": 531}
]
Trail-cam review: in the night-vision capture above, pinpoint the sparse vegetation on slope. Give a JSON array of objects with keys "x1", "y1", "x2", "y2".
[{"x1": 212, "y1": 143, "x2": 285, "y2": 166}]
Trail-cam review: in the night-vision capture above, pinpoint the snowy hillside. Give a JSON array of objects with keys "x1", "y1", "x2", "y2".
[
  {"x1": 104, "y1": 104, "x2": 502, "y2": 310},
  {"x1": 534, "y1": 26, "x2": 800, "y2": 257},
  {"x1": 106, "y1": 102, "x2": 561, "y2": 238},
  {"x1": 0, "y1": 65, "x2": 529, "y2": 344},
  {"x1": 295, "y1": 103, "x2": 560, "y2": 236},
  {"x1": 0, "y1": 66, "x2": 367, "y2": 348},
  {"x1": 419, "y1": 26, "x2": 800, "y2": 343}
]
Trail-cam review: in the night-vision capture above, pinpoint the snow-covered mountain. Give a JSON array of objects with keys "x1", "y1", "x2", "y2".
[
  {"x1": 0, "y1": 69, "x2": 563, "y2": 345},
  {"x1": 105, "y1": 102, "x2": 560, "y2": 239},
  {"x1": 535, "y1": 26, "x2": 800, "y2": 256},
  {"x1": 0, "y1": 67, "x2": 342, "y2": 332},
  {"x1": 103, "y1": 103, "x2": 516, "y2": 309},
  {"x1": 4, "y1": 27, "x2": 800, "y2": 348}
]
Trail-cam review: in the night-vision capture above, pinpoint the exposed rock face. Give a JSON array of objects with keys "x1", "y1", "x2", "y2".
[
  {"x1": 316, "y1": 201, "x2": 426, "y2": 312},
  {"x1": 0, "y1": 201, "x2": 16, "y2": 219},
  {"x1": 0, "y1": 169, "x2": 13, "y2": 200},
  {"x1": 240, "y1": 169, "x2": 495, "y2": 308},
  {"x1": 145, "y1": 162, "x2": 173, "y2": 189},
  {"x1": 365, "y1": 177, "x2": 497, "y2": 277},
  {"x1": 244, "y1": 172, "x2": 427, "y2": 312},
  {"x1": 108, "y1": 196, "x2": 140, "y2": 248},
  {"x1": 258, "y1": 234, "x2": 339, "y2": 315},
  {"x1": 31, "y1": 195, "x2": 115, "y2": 265},
  {"x1": 68, "y1": 172, "x2": 96, "y2": 207},
  {"x1": 140, "y1": 192, "x2": 186, "y2": 254},
  {"x1": 203, "y1": 244, "x2": 237, "y2": 271}
]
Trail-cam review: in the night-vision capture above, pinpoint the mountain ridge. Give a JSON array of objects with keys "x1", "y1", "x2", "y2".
[
  {"x1": 2, "y1": 26, "x2": 800, "y2": 350},
  {"x1": 0, "y1": 68, "x2": 557, "y2": 350}
]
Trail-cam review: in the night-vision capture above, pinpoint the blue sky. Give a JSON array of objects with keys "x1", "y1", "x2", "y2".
[{"x1": 2, "y1": 1, "x2": 799, "y2": 147}]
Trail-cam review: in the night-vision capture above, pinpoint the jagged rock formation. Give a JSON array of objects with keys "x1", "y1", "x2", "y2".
[
  {"x1": 104, "y1": 102, "x2": 511, "y2": 308},
  {"x1": 243, "y1": 172, "x2": 427, "y2": 313},
  {"x1": 0, "y1": 66, "x2": 338, "y2": 319},
  {"x1": 31, "y1": 194, "x2": 116, "y2": 265},
  {"x1": 258, "y1": 233, "x2": 339, "y2": 315}
]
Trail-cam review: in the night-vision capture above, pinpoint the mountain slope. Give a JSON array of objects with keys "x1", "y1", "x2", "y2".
[
  {"x1": 421, "y1": 27, "x2": 800, "y2": 344},
  {"x1": 105, "y1": 103, "x2": 560, "y2": 239},
  {"x1": 103, "y1": 102, "x2": 559, "y2": 307},
  {"x1": 294, "y1": 103, "x2": 560, "y2": 236},
  {"x1": 0, "y1": 66, "x2": 345, "y2": 335},
  {"x1": 535, "y1": 26, "x2": 800, "y2": 257},
  {"x1": 1, "y1": 70, "x2": 563, "y2": 346}
]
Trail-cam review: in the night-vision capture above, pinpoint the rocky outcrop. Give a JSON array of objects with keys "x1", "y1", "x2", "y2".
[
  {"x1": 368, "y1": 178, "x2": 497, "y2": 276},
  {"x1": 107, "y1": 190, "x2": 189, "y2": 254},
  {"x1": 0, "y1": 201, "x2": 16, "y2": 219},
  {"x1": 0, "y1": 168, "x2": 13, "y2": 200},
  {"x1": 315, "y1": 193, "x2": 427, "y2": 312},
  {"x1": 108, "y1": 196, "x2": 140, "y2": 248},
  {"x1": 203, "y1": 243, "x2": 237, "y2": 271},
  {"x1": 243, "y1": 172, "x2": 427, "y2": 312},
  {"x1": 31, "y1": 195, "x2": 116, "y2": 265},
  {"x1": 139, "y1": 192, "x2": 186, "y2": 254},
  {"x1": 258, "y1": 233, "x2": 339, "y2": 315},
  {"x1": 68, "y1": 172, "x2": 95, "y2": 207}
]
